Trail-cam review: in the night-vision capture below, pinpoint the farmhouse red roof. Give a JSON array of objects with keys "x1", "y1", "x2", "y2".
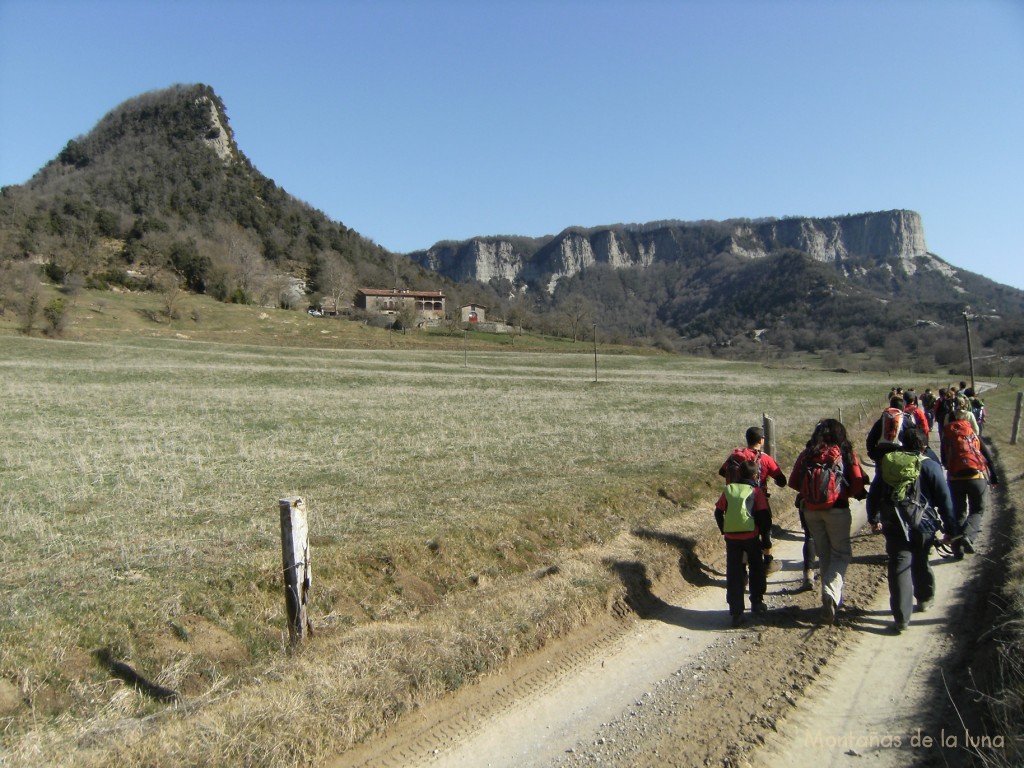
[{"x1": 357, "y1": 288, "x2": 446, "y2": 298}]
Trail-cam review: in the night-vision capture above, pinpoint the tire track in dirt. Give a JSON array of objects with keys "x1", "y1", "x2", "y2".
[
  {"x1": 334, "y1": 609, "x2": 646, "y2": 768},
  {"x1": 333, "y1": 502, "x2": 894, "y2": 768}
]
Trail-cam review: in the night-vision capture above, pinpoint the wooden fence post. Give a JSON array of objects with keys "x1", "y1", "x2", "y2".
[
  {"x1": 763, "y1": 413, "x2": 776, "y2": 461},
  {"x1": 279, "y1": 496, "x2": 312, "y2": 644},
  {"x1": 1012, "y1": 392, "x2": 1023, "y2": 446}
]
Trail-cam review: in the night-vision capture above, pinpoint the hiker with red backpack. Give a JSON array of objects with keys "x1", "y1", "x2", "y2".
[
  {"x1": 718, "y1": 427, "x2": 788, "y2": 575},
  {"x1": 788, "y1": 419, "x2": 868, "y2": 625},
  {"x1": 714, "y1": 459, "x2": 773, "y2": 627},
  {"x1": 942, "y1": 407, "x2": 999, "y2": 558},
  {"x1": 867, "y1": 427, "x2": 955, "y2": 634}
]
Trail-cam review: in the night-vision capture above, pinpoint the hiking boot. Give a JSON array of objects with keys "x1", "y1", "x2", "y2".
[
  {"x1": 916, "y1": 599, "x2": 935, "y2": 613},
  {"x1": 765, "y1": 558, "x2": 782, "y2": 575},
  {"x1": 801, "y1": 568, "x2": 816, "y2": 592},
  {"x1": 821, "y1": 596, "x2": 836, "y2": 625},
  {"x1": 752, "y1": 602, "x2": 768, "y2": 615},
  {"x1": 731, "y1": 613, "x2": 745, "y2": 628},
  {"x1": 890, "y1": 621, "x2": 909, "y2": 634},
  {"x1": 962, "y1": 538, "x2": 976, "y2": 554}
]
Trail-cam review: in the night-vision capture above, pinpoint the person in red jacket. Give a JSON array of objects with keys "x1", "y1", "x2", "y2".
[
  {"x1": 789, "y1": 419, "x2": 868, "y2": 625},
  {"x1": 718, "y1": 426, "x2": 787, "y2": 574},
  {"x1": 902, "y1": 391, "x2": 929, "y2": 437},
  {"x1": 715, "y1": 459, "x2": 773, "y2": 627}
]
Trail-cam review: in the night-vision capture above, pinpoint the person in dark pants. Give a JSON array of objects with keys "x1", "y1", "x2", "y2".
[
  {"x1": 867, "y1": 428, "x2": 955, "y2": 633},
  {"x1": 718, "y1": 426, "x2": 788, "y2": 575},
  {"x1": 797, "y1": 506, "x2": 818, "y2": 592},
  {"x1": 942, "y1": 409, "x2": 998, "y2": 557},
  {"x1": 714, "y1": 459, "x2": 773, "y2": 627}
]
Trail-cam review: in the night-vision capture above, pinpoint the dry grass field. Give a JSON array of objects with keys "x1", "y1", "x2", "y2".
[{"x1": 1, "y1": 290, "x2": 1018, "y2": 766}]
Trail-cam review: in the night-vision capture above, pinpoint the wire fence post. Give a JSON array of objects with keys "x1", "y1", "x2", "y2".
[
  {"x1": 279, "y1": 496, "x2": 312, "y2": 645},
  {"x1": 763, "y1": 413, "x2": 776, "y2": 460},
  {"x1": 1012, "y1": 392, "x2": 1023, "y2": 445}
]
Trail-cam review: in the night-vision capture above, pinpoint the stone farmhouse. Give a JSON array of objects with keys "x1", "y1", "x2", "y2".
[{"x1": 355, "y1": 288, "x2": 447, "y2": 324}]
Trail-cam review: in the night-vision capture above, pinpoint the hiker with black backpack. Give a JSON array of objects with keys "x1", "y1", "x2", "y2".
[
  {"x1": 934, "y1": 388, "x2": 958, "y2": 459},
  {"x1": 788, "y1": 419, "x2": 868, "y2": 625},
  {"x1": 867, "y1": 427, "x2": 955, "y2": 634},
  {"x1": 714, "y1": 459, "x2": 773, "y2": 627},
  {"x1": 902, "y1": 391, "x2": 930, "y2": 439},
  {"x1": 718, "y1": 427, "x2": 788, "y2": 575},
  {"x1": 920, "y1": 388, "x2": 937, "y2": 430},
  {"x1": 942, "y1": 407, "x2": 999, "y2": 558}
]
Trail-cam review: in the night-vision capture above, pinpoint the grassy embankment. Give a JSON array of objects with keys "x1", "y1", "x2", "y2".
[
  {"x1": 0, "y1": 288, "x2": 1017, "y2": 765},
  {"x1": 973, "y1": 385, "x2": 1024, "y2": 767}
]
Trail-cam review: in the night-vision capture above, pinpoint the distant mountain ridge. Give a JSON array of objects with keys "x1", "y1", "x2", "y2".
[{"x1": 409, "y1": 209, "x2": 935, "y2": 294}]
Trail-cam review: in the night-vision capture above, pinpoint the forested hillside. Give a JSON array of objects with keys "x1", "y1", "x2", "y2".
[{"x1": 0, "y1": 84, "x2": 431, "y2": 308}]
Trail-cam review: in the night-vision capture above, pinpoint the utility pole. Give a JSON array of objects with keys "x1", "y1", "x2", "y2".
[
  {"x1": 963, "y1": 307, "x2": 976, "y2": 391},
  {"x1": 592, "y1": 324, "x2": 598, "y2": 382}
]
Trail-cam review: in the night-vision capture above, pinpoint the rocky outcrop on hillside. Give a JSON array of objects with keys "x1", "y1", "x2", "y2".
[
  {"x1": 727, "y1": 209, "x2": 927, "y2": 262},
  {"x1": 408, "y1": 210, "x2": 929, "y2": 293}
]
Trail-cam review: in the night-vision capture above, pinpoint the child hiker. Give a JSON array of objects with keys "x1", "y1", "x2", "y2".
[
  {"x1": 718, "y1": 426, "x2": 788, "y2": 575},
  {"x1": 714, "y1": 458, "x2": 773, "y2": 627}
]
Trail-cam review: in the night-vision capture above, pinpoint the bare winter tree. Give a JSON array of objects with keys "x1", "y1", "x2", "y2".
[
  {"x1": 1, "y1": 262, "x2": 44, "y2": 335},
  {"x1": 558, "y1": 293, "x2": 594, "y2": 343},
  {"x1": 318, "y1": 251, "x2": 356, "y2": 314},
  {"x1": 230, "y1": 231, "x2": 268, "y2": 301},
  {"x1": 395, "y1": 301, "x2": 419, "y2": 332},
  {"x1": 156, "y1": 272, "x2": 183, "y2": 322},
  {"x1": 66, "y1": 221, "x2": 97, "y2": 275}
]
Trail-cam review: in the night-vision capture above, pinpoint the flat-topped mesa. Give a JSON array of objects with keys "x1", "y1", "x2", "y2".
[{"x1": 408, "y1": 210, "x2": 929, "y2": 293}]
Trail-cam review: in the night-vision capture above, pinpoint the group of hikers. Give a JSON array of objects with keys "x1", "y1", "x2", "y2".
[{"x1": 714, "y1": 381, "x2": 997, "y2": 632}]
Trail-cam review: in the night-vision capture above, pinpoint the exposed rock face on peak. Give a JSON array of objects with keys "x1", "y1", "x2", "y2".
[
  {"x1": 198, "y1": 95, "x2": 234, "y2": 162},
  {"x1": 409, "y1": 210, "x2": 930, "y2": 293}
]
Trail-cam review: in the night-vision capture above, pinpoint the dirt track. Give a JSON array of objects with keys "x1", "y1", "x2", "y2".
[{"x1": 334, "y1": 481, "x2": 1007, "y2": 768}]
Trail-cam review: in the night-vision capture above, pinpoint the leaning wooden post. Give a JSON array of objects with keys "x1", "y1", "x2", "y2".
[
  {"x1": 1011, "y1": 392, "x2": 1023, "y2": 446},
  {"x1": 279, "y1": 496, "x2": 312, "y2": 644},
  {"x1": 763, "y1": 413, "x2": 776, "y2": 461}
]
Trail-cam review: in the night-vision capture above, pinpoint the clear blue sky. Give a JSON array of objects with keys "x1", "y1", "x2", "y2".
[{"x1": 2, "y1": 0, "x2": 1022, "y2": 290}]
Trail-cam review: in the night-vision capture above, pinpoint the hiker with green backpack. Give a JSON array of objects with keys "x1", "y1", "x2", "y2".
[
  {"x1": 714, "y1": 459, "x2": 773, "y2": 627},
  {"x1": 867, "y1": 427, "x2": 955, "y2": 634},
  {"x1": 717, "y1": 426, "x2": 788, "y2": 576}
]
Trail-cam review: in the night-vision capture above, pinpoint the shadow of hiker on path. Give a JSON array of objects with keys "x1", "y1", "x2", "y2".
[{"x1": 631, "y1": 527, "x2": 723, "y2": 587}]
